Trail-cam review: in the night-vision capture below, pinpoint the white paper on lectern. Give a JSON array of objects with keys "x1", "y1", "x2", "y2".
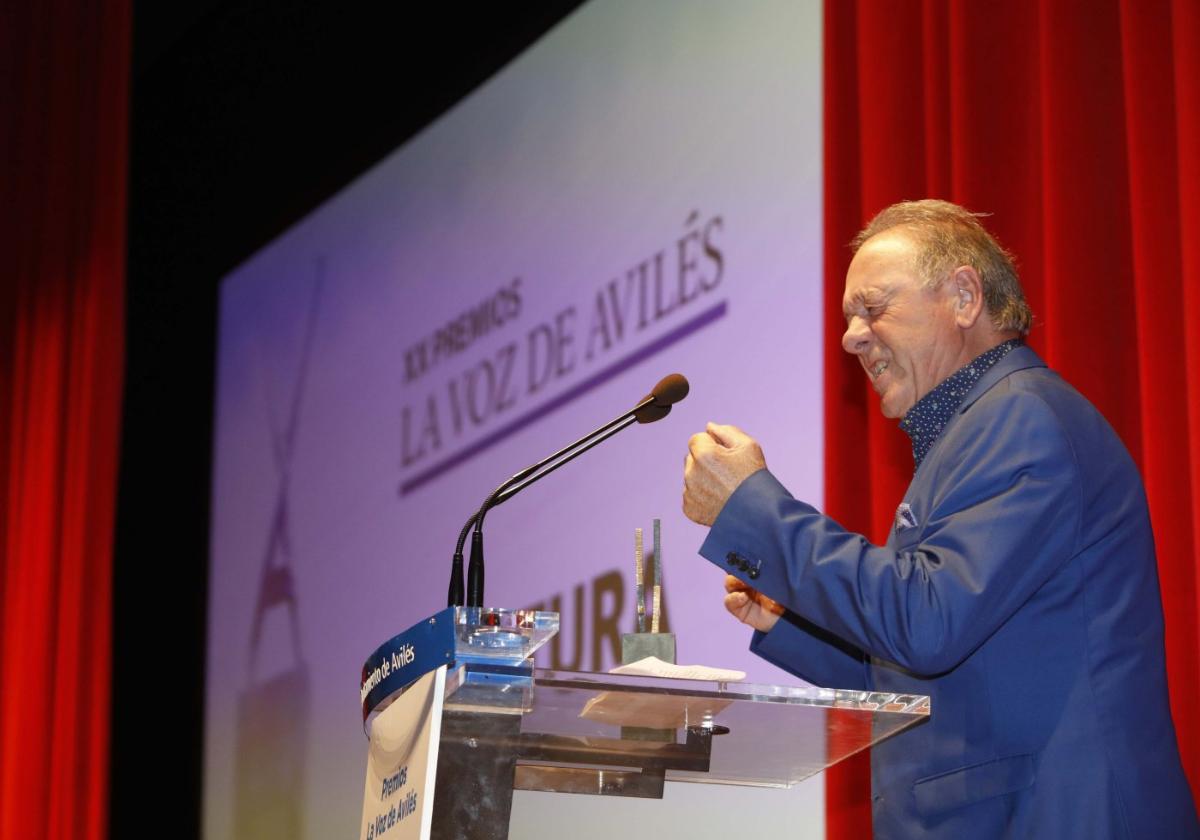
[{"x1": 609, "y1": 656, "x2": 746, "y2": 682}]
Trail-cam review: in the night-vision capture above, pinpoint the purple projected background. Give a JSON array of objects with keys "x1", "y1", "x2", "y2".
[{"x1": 204, "y1": 2, "x2": 823, "y2": 838}]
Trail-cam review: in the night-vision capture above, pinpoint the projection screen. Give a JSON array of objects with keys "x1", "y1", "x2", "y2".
[{"x1": 205, "y1": 1, "x2": 823, "y2": 836}]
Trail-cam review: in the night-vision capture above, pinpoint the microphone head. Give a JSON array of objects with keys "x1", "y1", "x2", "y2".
[
  {"x1": 650, "y1": 373, "x2": 690, "y2": 406},
  {"x1": 634, "y1": 401, "x2": 672, "y2": 424}
]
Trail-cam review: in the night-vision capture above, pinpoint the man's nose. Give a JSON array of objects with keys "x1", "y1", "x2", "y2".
[{"x1": 842, "y1": 316, "x2": 871, "y2": 354}]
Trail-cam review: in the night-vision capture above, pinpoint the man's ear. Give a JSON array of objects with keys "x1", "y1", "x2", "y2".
[{"x1": 950, "y1": 266, "x2": 984, "y2": 328}]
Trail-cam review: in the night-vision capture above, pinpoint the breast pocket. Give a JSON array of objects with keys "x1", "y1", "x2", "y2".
[{"x1": 890, "y1": 501, "x2": 923, "y2": 552}]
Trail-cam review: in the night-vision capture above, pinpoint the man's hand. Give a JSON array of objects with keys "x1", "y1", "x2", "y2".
[
  {"x1": 723, "y1": 574, "x2": 784, "y2": 632},
  {"x1": 682, "y1": 422, "x2": 767, "y2": 526}
]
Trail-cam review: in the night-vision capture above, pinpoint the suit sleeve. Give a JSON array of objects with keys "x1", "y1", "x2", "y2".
[
  {"x1": 700, "y1": 391, "x2": 1082, "y2": 677},
  {"x1": 749, "y1": 612, "x2": 870, "y2": 689}
]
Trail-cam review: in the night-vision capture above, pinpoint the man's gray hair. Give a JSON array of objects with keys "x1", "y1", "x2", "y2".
[{"x1": 851, "y1": 199, "x2": 1033, "y2": 335}]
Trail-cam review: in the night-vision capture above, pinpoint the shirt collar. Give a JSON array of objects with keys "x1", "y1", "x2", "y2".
[{"x1": 899, "y1": 338, "x2": 1024, "y2": 470}]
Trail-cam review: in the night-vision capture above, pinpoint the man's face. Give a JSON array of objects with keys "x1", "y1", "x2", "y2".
[{"x1": 841, "y1": 232, "x2": 964, "y2": 419}]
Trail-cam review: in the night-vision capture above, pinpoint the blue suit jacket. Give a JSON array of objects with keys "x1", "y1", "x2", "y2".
[{"x1": 701, "y1": 346, "x2": 1197, "y2": 838}]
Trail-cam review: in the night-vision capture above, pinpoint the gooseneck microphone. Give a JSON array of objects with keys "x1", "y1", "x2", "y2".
[{"x1": 447, "y1": 373, "x2": 690, "y2": 608}]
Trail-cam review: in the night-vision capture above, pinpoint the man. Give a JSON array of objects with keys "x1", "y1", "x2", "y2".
[{"x1": 683, "y1": 200, "x2": 1198, "y2": 838}]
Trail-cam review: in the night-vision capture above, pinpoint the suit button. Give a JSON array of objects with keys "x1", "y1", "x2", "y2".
[
  {"x1": 747, "y1": 567, "x2": 760, "y2": 580},
  {"x1": 726, "y1": 552, "x2": 739, "y2": 566}
]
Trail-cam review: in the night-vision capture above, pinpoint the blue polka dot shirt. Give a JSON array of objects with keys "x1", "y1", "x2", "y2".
[{"x1": 899, "y1": 339, "x2": 1023, "y2": 471}]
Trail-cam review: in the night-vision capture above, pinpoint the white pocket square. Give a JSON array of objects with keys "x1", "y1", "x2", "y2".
[{"x1": 895, "y1": 503, "x2": 918, "y2": 531}]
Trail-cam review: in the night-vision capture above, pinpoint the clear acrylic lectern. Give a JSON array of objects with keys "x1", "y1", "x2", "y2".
[{"x1": 428, "y1": 609, "x2": 929, "y2": 839}]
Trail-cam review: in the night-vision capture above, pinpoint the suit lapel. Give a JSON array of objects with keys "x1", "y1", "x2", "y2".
[
  {"x1": 902, "y1": 343, "x2": 1049, "y2": 501},
  {"x1": 958, "y1": 344, "x2": 1048, "y2": 415}
]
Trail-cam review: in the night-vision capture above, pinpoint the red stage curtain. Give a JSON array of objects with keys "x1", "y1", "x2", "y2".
[
  {"x1": 0, "y1": 1, "x2": 130, "y2": 838},
  {"x1": 823, "y1": 1, "x2": 1200, "y2": 836}
]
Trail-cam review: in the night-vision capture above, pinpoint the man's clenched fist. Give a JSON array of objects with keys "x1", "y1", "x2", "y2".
[{"x1": 682, "y1": 422, "x2": 767, "y2": 526}]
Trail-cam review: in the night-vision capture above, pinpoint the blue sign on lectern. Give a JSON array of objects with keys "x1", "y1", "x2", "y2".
[
  {"x1": 359, "y1": 608, "x2": 455, "y2": 840},
  {"x1": 357, "y1": 607, "x2": 560, "y2": 839}
]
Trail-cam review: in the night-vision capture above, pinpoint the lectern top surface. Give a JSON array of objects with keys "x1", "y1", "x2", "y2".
[{"x1": 442, "y1": 663, "x2": 929, "y2": 788}]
